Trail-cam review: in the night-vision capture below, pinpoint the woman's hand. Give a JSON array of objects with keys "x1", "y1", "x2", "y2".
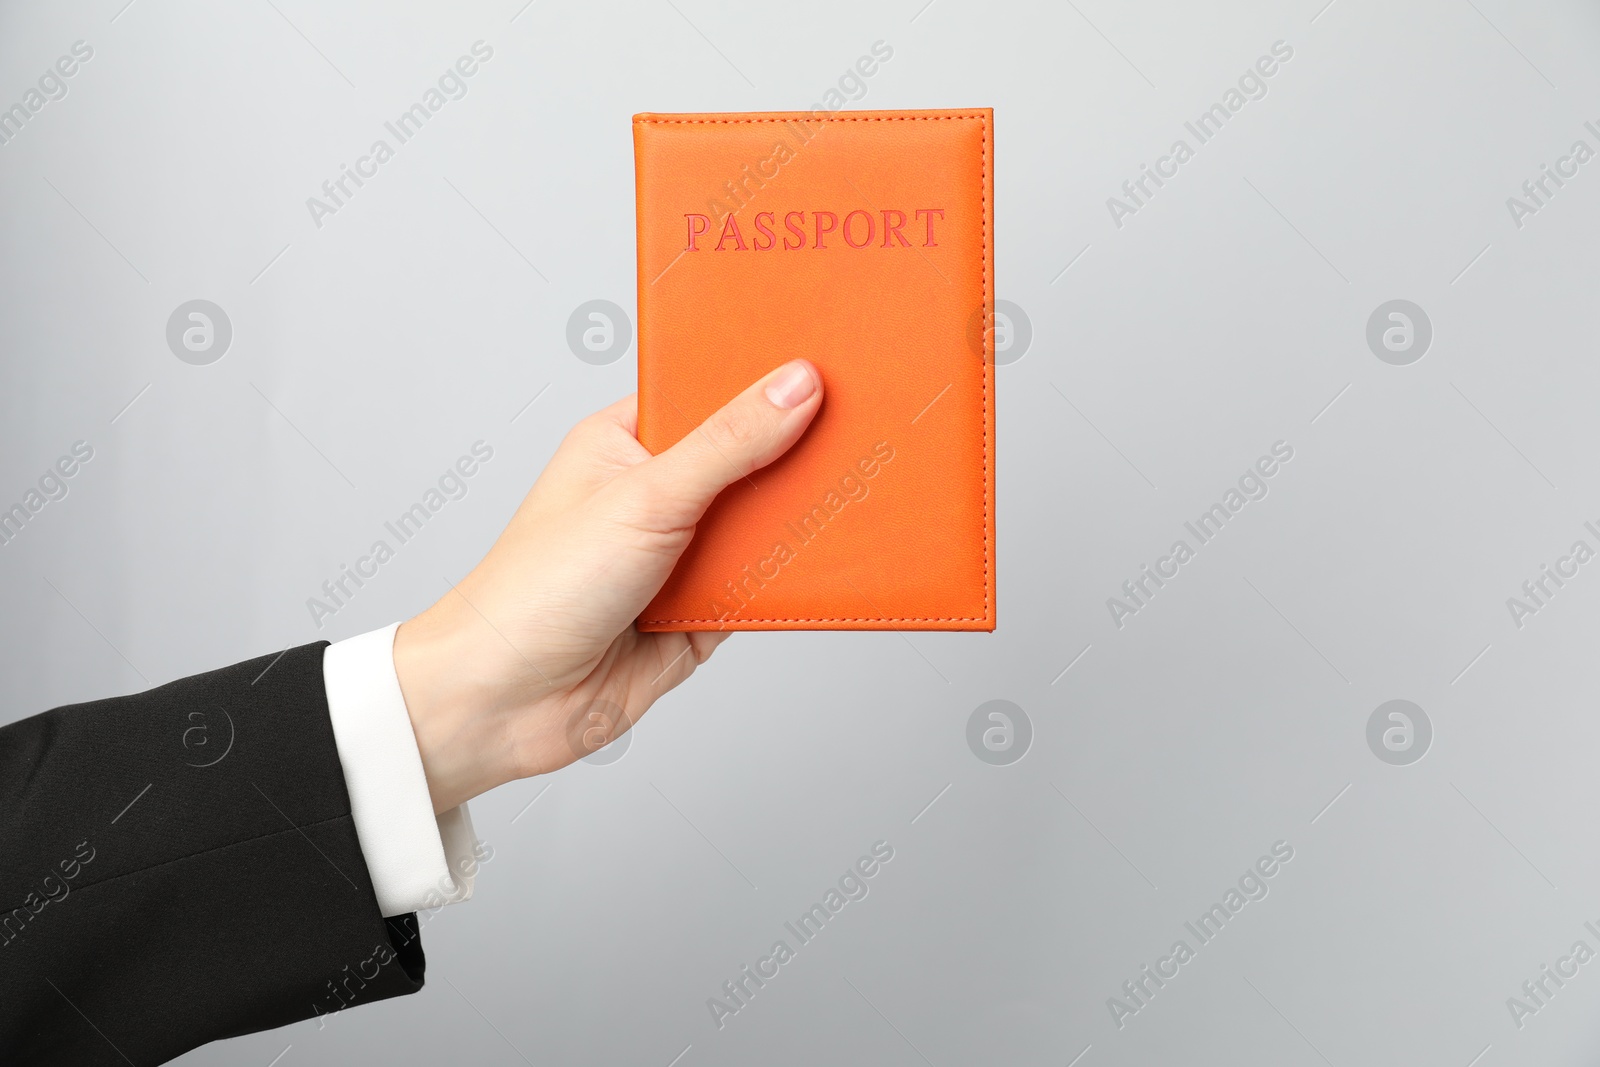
[{"x1": 392, "y1": 359, "x2": 823, "y2": 813}]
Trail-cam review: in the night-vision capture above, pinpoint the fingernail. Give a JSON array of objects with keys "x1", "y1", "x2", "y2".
[{"x1": 764, "y1": 360, "x2": 817, "y2": 409}]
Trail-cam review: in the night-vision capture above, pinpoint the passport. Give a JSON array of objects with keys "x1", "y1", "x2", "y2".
[{"x1": 633, "y1": 108, "x2": 995, "y2": 631}]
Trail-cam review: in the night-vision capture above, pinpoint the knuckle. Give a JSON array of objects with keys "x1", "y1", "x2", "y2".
[{"x1": 707, "y1": 407, "x2": 765, "y2": 456}]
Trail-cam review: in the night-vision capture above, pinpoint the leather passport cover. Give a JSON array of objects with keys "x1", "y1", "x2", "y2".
[{"x1": 632, "y1": 108, "x2": 994, "y2": 631}]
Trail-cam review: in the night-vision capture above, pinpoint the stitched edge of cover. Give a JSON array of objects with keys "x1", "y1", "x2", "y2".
[
  {"x1": 636, "y1": 112, "x2": 992, "y2": 626},
  {"x1": 635, "y1": 115, "x2": 989, "y2": 123}
]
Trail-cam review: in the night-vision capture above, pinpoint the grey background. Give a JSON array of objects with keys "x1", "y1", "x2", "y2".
[{"x1": 2, "y1": 0, "x2": 1597, "y2": 1063}]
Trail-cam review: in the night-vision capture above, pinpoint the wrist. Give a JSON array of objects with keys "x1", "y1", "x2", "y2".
[{"x1": 393, "y1": 605, "x2": 517, "y2": 813}]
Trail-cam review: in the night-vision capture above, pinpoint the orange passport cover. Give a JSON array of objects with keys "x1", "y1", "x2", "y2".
[{"x1": 633, "y1": 108, "x2": 994, "y2": 632}]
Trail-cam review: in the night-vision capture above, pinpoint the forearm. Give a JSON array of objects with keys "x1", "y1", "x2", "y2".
[{"x1": 0, "y1": 644, "x2": 424, "y2": 1064}]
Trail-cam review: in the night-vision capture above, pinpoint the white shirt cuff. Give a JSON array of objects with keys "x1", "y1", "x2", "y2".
[{"x1": 321, "y1": 622, "x2": 480, "y2": 918}]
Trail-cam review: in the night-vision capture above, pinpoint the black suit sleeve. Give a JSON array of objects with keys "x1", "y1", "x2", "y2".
[{"x1": 0, "y1": 642, "x2": 429, "y2": 1065}]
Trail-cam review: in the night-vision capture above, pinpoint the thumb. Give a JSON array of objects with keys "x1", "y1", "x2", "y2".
[{"x1": 630, "y1": 359, "x2": 822, "y2": 529}]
